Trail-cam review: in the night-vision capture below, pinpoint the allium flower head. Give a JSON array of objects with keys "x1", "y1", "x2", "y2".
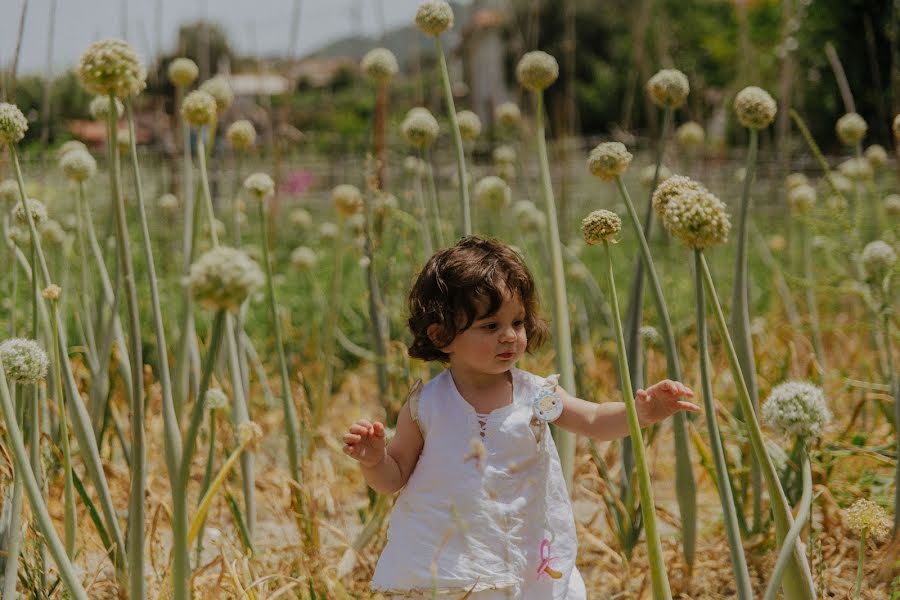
[
  {"x1": 238, "y1": 421, "x2": 264, "y2": 448},
  {"x1": 514, "y1": 201, "x2": 545, "y2": 232},
  {"x1": 167, "y1": 57, "x2": 199, "y2": 87},
  {"x1": 838, "y1": 157, "x2": 873, "y2": 182},
  {"x1": 0, "y1": 103, "x2": 28, "y2": 145},
  {"x1": 864, "y1": 144, "x2": 888, "y2": 169},
  {"x1": 787, "y1": 183, "x2": 816, "y2": 213},
  {"x1": 675, "y1": 121, "x2": 705, "y2": 148},
  {"x1": 516, "y1": 51, "x2": 559, "y2": 92},
  {"x1": 158, "y1": 193, "x2": 179, "y2": 213},
  {"x1": 845, "y1": 499, "x2": 891, "y2": 541},
  {"x1": 403, "y1": 156, "x2": 422, "y2": 175},
  {"x1": 401, "y1": 107, "x2": 440, "y2": 148},
  {"x1": 587, "y1": 142, "x2": 633, "y2": 181},
  {"x1": 646, "y1": 69, "x2": 690, "y2": 108},
  {"x1": 651, "y1": 174, "x2": 705, "y2": 216},
  {"x1": 785, "y1": 172, "x2": 808, "y2": 191},
  {"x1": 495, "y1": 102, "x2": 521, "y2": 129},
  {"x1": 762, "y1": 381, "x2": 831, "y2": 440},
  {"x1": 0, "y1": 179, "x2": 18, "y2": 205},
  {"x1": 289, "y1": 208, "x2": 312, "y2": 229},
  {"x1": 319, "y1": 222, "x2": 339, "y2": 240},
  {"x1": 200, "y1": 76, "x2": 234, "y2": 113},
  {"x1": 227, "y1": 120, "x2": 257, "y2": 150},
  {"x1": 188, "y1": 246, "x2": 264, "y2": 312},
  {"x1": 205, "y1": 388, "x2": 228, "y2": 411},
  {"x1": 474, "y1": 176, "x2": 511, "y2": 210},
  {"x1": 243, "y1": 172, "x2": 275, "y2": 200},
  {"x1": 734, "y1": 86, "x2": 777, "y2": 129},
  {"x1": 12, "y1": 199, "x2": 48, "y2": 227},
  {"x1": 361, "y1": 48, "x2": 399, "y2": 82},
  {"x1": 332, "y1": 184, "x2": 363, "y2": 217},
  {"x1": 0, "y1": 338, "x2": 49, "y2": 383},
  {"x1": 181, "y1": 90, "x2": 217, "y2": 127},
  {"x1": 835, "y1": 112, "x2": 867, "y2": 146},
  {"x1": 660, "y1": 180, "x2": 731, "y2": 249},
  {"x1": 861, "y1": 240, "x2": 896, "y2": 280},
  {"x1": 78, "y1": 39, "x2": 147, "y2": 98},
  {"x1": 884, "y1": 194, "x2": 900, "y2": 217},
  {"x1": 493, "y1": 144, "x2": 516, "y2": 165},
  {"x1": 291, "y1": 246, "x2": 317, "y2": 271},
  {"x1": 41, "y1": 220, "x2": 66, "y2": 245},
  {"x1": 60, "y1": 149, "x2": 97, "y2": 182},
  {"x1": 42, "y1": 284, "x2": 61, "y2": 301},
  {"x1": 415, "y1": 0, "x2": 454, "y2": 36},
  {"x1": 457, "y1": 110, "x2": 482, "y2": 140},
  {"x1": 639, "y1": 164, "x2": 672, "y2": 188},
  {"x1": 88, "y1": 95, "x2": 123, "y2": 121},
  {"x1": 581, "y1": 209, "x2": 621, "y2": 245},
  {"x1": 639, "y1": 325, "x2": 661, "y2": 348}
]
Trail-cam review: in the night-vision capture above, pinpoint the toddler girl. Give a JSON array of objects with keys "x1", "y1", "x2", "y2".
[{"x1": 343, "y1": 236, "x2": 699, "y2": 599}]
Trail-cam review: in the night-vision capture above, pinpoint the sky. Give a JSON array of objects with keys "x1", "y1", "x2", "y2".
[{"x1": 1, "y1": 0, "x2": 472, "y2": 75}]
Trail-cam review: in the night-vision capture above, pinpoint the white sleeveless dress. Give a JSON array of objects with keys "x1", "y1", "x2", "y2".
[{"x1": 370, "y1": 368, "x2": 586, "y2": 599}]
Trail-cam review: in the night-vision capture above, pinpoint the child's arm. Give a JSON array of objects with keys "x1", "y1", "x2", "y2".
[
  {"x1": 342, "y1": 401, "x2": 424, "y2": 495},
  {"x1": 555, "y1": 379, "x2": 700, "y2": 442}
]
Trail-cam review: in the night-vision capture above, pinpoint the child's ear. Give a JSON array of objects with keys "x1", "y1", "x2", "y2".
[{"x1": 427, "y1": 324, "x2": 447, "y2": 349}]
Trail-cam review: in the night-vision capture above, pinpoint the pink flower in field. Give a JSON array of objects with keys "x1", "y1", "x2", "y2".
[{"x1": 281, "y1": 170, "x2": 315, "y2": 196}]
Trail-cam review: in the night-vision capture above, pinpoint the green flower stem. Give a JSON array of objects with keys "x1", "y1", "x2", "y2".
[
  {"x1": 412, "y1": 160, "x2": 434, "y2": 257},
  {"x1": 188, "y1": 437, "x2": 253, "y2": 545},
  {"x1": 853, "y1": 528, "x2": 867, "y2": 600},
  {"x1": 603, "y1": 241, "x2": 672, "y2": 600},
  {"x1": 49, "y1": 297, "x2": 77, "y2": 558},
  {"x1": 423, "y1": 150, "x2": 445, "y2": 248},
  {"x1": 434, "y1": 36, "x2": 471, "y2": 236},
  {"x1": 763, "y1": 445, "x2": 813, "y2": 600},
  {"x1": 614, "y1": 175, "x2": 696, "y2": 570},
  {"x1": 194, "y1": 407, "x2": 218, "y2": 562},
  {"x1": 0, "y1": 366, "x2": 89, "y2": 600},
  {"x1": 361, "y1": 188, "x2": 392, "y2": 424},
  {"x1": 534, "y1": 90, "x2": 576, "y2": 489},
  {"x1": 74, "y1": 185, "x2": 99, "y2": 368},
  {"x1": 107, "y1": 94, "x2": 147, "y2": 600},
  {"x1": 731, "y1": 128, "x2": 764, "y2": 532},
  {"x1": 1, "y1": 387, "x2": 25, "y2": 599},
  {"x1": 799, "y1": 218, "x2": 826, "y2": 374},
  {"x1": 196, "y1": 134, "x2": 219, "y2": 247},
  {"x1": 693, "y1": 250, "x2": 753, "y2": 600},
  {"x1": 318, "y1": 218, "x2": 347, "y2": 424},
  {"x1": 700, "y1": 255, "x2": 816, "y2": 599},
  {"x1": 881, "y1": 309, "x2": 900, "y2": 533}
]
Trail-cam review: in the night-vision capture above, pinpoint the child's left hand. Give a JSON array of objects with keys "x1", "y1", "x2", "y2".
[{"x1": 636, "y1": 379, "x2": 701, "y2": 426}]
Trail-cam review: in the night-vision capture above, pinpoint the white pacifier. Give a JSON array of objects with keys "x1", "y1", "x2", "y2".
[{"x1": 532, "y1": 374, "x2": 563, "y2": 422}]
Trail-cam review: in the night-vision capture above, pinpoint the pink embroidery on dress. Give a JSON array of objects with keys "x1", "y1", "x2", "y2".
[{"x1": 536, "y1": 538, "x2": 562, "y2": 580}]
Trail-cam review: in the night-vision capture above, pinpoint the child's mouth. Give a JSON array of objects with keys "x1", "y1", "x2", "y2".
[{"x1": 497, "y1": 352, "x2": 515, "y2": 360}]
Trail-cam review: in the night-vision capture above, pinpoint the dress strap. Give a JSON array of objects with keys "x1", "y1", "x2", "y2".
[{"x1": 406, "y1": 379, "x2": 424, "y2": 429}]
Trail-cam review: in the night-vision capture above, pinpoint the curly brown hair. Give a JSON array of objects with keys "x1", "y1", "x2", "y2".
[{"x1": 407, "y1": 236, "x2": 549, "y2": 362}]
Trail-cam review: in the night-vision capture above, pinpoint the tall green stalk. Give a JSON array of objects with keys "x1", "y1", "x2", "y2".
[
  {"x1": 318, "y1": 217, "x2": 347, "y2": 424},
  {"x1": 434, "y1": 36, "x2": 471, "y2": 235},
  {"x1": 422, "y1": 151, "x2": 445, "y2": 248},
  {"x1": 799, "y1": 217, "x2": 826, "y2": 374},
  {"x1": 603, "y1": 239, "x2": 672, "y2": 600},
  {"x1": 533, "y1": 91, "x2": 576, "y2": 488},
  {"x1": 49, "y1": 294, "x2": 76, "y2": 558},
  {"x1": 613, "y1": 175, "x2": 696, "y2": 570},
  {"x1": 700, "y1": 255, "x2": 816, "y2": 599},
  {"x1": 693, "y1": 250, "x2": 753, "y2": 600}
]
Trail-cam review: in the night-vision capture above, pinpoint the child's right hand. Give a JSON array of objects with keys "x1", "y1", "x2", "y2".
[{"x1": 342, "y1": 420, "x2": 387, "y2": 468}]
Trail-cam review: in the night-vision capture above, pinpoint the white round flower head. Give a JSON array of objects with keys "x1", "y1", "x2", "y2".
[
  {"x1": 581, "y1": 209, "x2": 622, "y2": 245},
  {"x1": 200, "y1": 76, "x2": 234, "y2": 114},
  {"x1": 838, "y1": 157, "x2": 873, "y2": 182},
  {"x1": 493, "y1": 144, "x2": 516, "y2": 165},
  {"x1": 401, "y1": 107, "x2": 440, "y2": 148},
  {"x1": 513, "y1": 200, "x2": 536, "y2": 220},
  {"x1": 319, "y1": 221, "x2": 338, "y2": 240},
  {"x1": 78, "y1": 39, "x2": 147, "y2": 98},
  {"x1": 291, "y1": 246, "x2": 317, "y2": 271},
  {"x1": 734, "y1": 86, "x2": 777, "y2": 129},
  {"x1": 474, "y1": 176, "x2": 511, "y2": 210},
  {"x1": 332, "y1": 184, "x2": 363, "y2": 217},
  {"x1": 497, "y1": 162, "x2": 516, "y2": 182},
  {"x1": 361, "y1": 48, "x2": 399, "y2": 83},
  {"x1": 238, "y1": 420, "x2": 264, "y2": 448},
  {"x1": 864, "y1": 144, "x2": 888, "y2": 169},
  {"x1": 188, "y1": 246, "x2": 264, "y2": 312},
  {"x1": 639, "y1": 164, "x2": 672, "y2": 188},
  {"x1": 762, "y1": 380, "x2": 831, "y2": 441},
  {"x1": 662, "y1": 184, "x2": 731, "y2": 249},
  {"x1": 894, "y1": 114, "x2": 900, "y2": 140},
  {"x1": 88, "y1": 95, "x2": 123, "y2": 121},
  {"x1": 835, "y1": 112, "x2": 867, "y2": 146},
  {"x1": 639, "y1": 325, "x2": 661, "y2": 348},
  {"x1": 0, "y1": 103, "x2": 28, "y2": 145},
  {"x1": 60, "y1": 149, "x2": 97, "y2": 182},
  {"x1": 516, "y1": 51, "x2": 559, "y2": 92},
  {"x1": 289, "y1": 208, "x2": 312, "y2": 230},
  {"x1": 884, "y1": 194, "x2": 900, "y2": 217},
  {"x1": 646, "y1": 69, "x2": 690, "y2": 109},
  {"x1": 374, "y1": 192, "x2": 398, "y2": 215},
  {"x1": 844, "y1": 499, "x2": 891, "y2": 542},
  {"x1": 403, "y1": 156, "x2": 422, "y2": 175},
  {"x1": 456, "y1": 110, "x2": 482, "y2": 141},
  {"x1": 168, "y1": 57, "x2": 199, "y2": 87},
  {"x1": 345, "y1": 212, "x2": 366, "y2": 233},
  {"x1": 415, "y1": 1, "x2": 454, "y2": 36},
  {"x1": 651, "y1": 174, "x2": 706, "y2": 216},
  {"x1": 861, "y1": 240, "x2": 896, "y2": 280},
  {"x1": 227, "y1": 120, "x2": 257, "y2": 150},
  {"x1": 7, "y1": 225, "x2": 29, "y2": 246},
  {"x1": 675, "y1": 121, "x2": 705, "y2": 148},
  {"x1": 785, "y1": 172, "x2": 808, "y2": 191},
  {"x1": 41, "y1": 284, "x2": 61, "y2": 301},
  {"x1": 568, "y1": 262, "x2": 589, "y2": 282},
  {"x1": 243, "y1": 172, "x2": 275, "y2": 200},
  {"x1": 787, "y1": 183, "x2": 816, "y2": 213},
  {"x1": 40, "y1": 219, "x2": 66, "y2": 245},
  {"x1": 205, "y1": 388, "x2": 228, "y2": 411},
  {"x1": 587, "y1": 142, "x2": 633, "y2": 181},
  {"x1": 57, "y1": 141, "x2": 88, "y2": 160},
  {"x1": 495, "y1": 102, "x2": 521, "y2": 129},
  {"x1": 12, "y1": 199, "x2": 48, "y2": 227},
  {"x1": 158, "y1": 193, "x2": 179, "y2": 213},
  {"x1": 0, "y1": 179, "x2": 18, "y2": 205},
  {"x1": 181, "y1": 90, "x2": 217, "y2": 128},
  {"x1": 0, "y1": 338, "x2": 49, "y2": 383}
]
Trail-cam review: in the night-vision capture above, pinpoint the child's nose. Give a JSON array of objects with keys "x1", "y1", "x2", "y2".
[{"x1": 499, "y1": 324, "x2": 517, "y2": 341}]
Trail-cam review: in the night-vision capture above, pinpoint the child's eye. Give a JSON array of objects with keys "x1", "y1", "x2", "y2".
[
  {"x1": 482, "y1": 323, "x2": 497, "y2": 330},
  {"x1": 513, "y1": 320, "x2": 525, "y2": 328}
]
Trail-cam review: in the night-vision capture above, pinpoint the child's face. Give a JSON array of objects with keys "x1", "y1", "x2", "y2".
[{"x1": 441, "y1": 292, "x2": 528, "y2": 378}]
